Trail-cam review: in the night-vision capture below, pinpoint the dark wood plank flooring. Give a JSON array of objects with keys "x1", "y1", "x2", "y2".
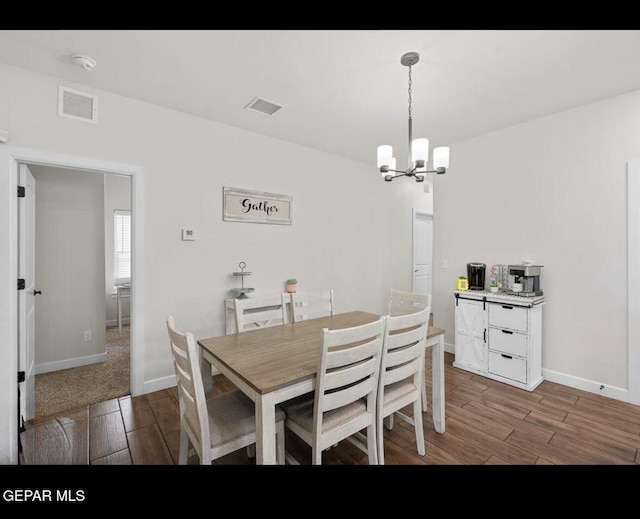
[{"x1": 20, "y1": 352, "x2": 640, "y2": 465}]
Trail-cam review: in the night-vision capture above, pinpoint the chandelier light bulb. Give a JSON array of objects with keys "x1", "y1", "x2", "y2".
[
  {"x1": 377, "y1": 145, "x2": 393, "y2": 168},
  {"x1": 433, "y1": 147, "x2": 450, "y2": 170},
  {"x1": 411, "y1": 138, "x2": 429, "y2": 171}
]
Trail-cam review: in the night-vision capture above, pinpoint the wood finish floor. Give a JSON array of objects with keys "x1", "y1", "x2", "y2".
[{"x1": 20, "y1": 352, "x2": 640, "y2": 466}]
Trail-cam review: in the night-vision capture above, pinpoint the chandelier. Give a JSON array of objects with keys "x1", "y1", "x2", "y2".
[{"x1": 377, "y1": 52, "x2": 450, "y2": 182}]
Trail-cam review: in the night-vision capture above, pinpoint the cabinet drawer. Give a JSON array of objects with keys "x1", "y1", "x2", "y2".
[
  {"x1": 489, "y1": 303, "x2": 528, "y2": 332},
  {"x1": 488, "y1": 328, "x2": 527, "y2": 357},
  {"x1": 488, "y1": 351, "x2": 526, "y2": 383}
]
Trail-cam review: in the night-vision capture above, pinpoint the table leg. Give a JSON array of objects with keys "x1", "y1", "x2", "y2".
[
  {"x1": 200, "y1": 351, "x2": 213, "y2": 398},
  {"x1": 421, "y1": 344, "x2": 428, "y2": 413},
  {"x1": 255, "y1": 393, "x2": 277, "y2": 465},
  {"x1": 117, "y1": 287, "x2": 123, "y2": 334},
  {"x1": 431, "y1": 334, "x2": 445, "y2": 433}
]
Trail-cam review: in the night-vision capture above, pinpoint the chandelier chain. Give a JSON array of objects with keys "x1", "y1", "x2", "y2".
[{"x1": 407, "y1": 65, "x2": 412, "y2": 120}]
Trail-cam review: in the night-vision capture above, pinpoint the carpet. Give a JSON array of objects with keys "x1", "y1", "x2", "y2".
[{"x1": 34, "y1": 325, "x2": 130, "y2": 419}]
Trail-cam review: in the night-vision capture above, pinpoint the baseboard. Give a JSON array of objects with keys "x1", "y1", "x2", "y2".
[
  {"x1": 106, "y1": 317, "x2": 130, "y2": 327},
  {"x1": 35, "y1": 352, "x2": 108, "y2": 375},
  {"x1": 448, "y1": 346, "x2": 631, "y2": 405},
  {"x1": 137, "y1": 367, "x2": 221, "y2": 396},
  {"x1": 542, "y1": 367, "x2": 628, "y2": 403},
  {"x1": 444, "y1": 341, "x2": 455, "y2": 355},
  {"x1": 141, "y1": 373, "x2": 177, "y2": 395}
]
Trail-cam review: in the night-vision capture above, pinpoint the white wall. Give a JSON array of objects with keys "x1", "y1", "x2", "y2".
[
  {"x1": 105, "y1": 174, "x2": 131, "y2": 324},
  {"x1": 434, "y1": 89, "x2": 640, "y2": 393},
  {"x1": 0, "y1": 62, "x2": 429, "y2": 398},
  {"x1": 30, "y1": 165, "x2": 106, "y2": 372}
]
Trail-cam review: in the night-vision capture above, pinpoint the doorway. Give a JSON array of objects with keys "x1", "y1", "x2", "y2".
[
  {"x1": 412, "y1": 209, "x2": 433, "y2": 297},
  {"x1": 0, "y1": 145, "x2": 145, "y2": 464},
  {"x1": 26, "y1": 164, "x2": 132, "y2": 420}
]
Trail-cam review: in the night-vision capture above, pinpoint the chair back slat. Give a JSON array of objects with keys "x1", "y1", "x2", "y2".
[
  {"x1": 235, "y1": 295, "x2": 289, "y2": 332},
  {"x1": 291, "y1": 289, "x2": 334, "y2": 322},
  {"x1": 388, "y1": 289, "x2": 431, "y2": 316}
]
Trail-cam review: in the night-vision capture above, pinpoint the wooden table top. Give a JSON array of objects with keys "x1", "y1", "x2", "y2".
[{"x1": 198, "y1": 310, "x2": 445, "y2": 396}]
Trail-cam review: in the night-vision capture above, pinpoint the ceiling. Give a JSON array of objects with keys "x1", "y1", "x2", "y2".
[{"x1": 1, "y1": 29, "x2": 640, "y2": 167}]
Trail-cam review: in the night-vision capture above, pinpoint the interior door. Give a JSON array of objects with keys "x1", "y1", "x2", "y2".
[
  {"x1": 18, "y1": 163, "x2": 36, "y2": 422},
  {"x1": 412, "y1": 210, "x2": 433, "y2": 296}
]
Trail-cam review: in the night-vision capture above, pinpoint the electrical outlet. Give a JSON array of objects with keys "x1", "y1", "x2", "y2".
[
  {"x1": 441, "y1": 259, "x2": 448, "y2": 269},
  {"x1": 84, "y1": 330, "x2": 92, "y2": 341},
  {"x1": 182, "y1": 228, "x2": 196, "y2": 241}
]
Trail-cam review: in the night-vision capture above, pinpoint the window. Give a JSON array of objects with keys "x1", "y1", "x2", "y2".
[{"x1": 114, "y1": 210, "x2": 131, "y2": 286}]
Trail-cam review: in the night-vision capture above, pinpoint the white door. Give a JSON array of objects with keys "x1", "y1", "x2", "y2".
[
  {"x1": 455, "y1": 298, "x2": 487, "y2": 371},
  {"x1": 18, "y1": 164, "x2": 36, "y2": 422},
  {"x1": 412, "y1": 210, "x2": 433, "y2": 296}
]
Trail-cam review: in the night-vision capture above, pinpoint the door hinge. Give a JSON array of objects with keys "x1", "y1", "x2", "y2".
[
  {"x1": 17, "y1": 186, "x2": 25, "y2": 198},
  {"x1": 18, "y1": 279, "x2": 25, "y2": 290},
  {"x1": 17, "y1": 371, "x2": 25, "y2": 383}
]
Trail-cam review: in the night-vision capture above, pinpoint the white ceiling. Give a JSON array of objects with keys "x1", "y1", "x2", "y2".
[{"x1": 1, "y1": 29, "x2": 640, "y2": 167}]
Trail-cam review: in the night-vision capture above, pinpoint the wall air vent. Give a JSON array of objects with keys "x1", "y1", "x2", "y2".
[
  {"x1": 244, "y1": 97, "x2": 283, "y2": 116},
  {"x1": 58, "y1": 86, "x2": 98, "y2": 124}
]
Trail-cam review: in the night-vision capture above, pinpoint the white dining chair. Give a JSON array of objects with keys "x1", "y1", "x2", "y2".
[
  {"x1": 166, "y1": 316, "x2": 286, "y2": 464},
  {"x1": 388, "y1": 288, "x2": 431, "y2": 317},
  {"x1": 388, "y1": 288, "x2": 435, "y2": 412},
  {"x1": 280, "y1": 316, "x2": 387, "y2": 465},
  {"x1": 377, "y1": 307, "x2": 430, "y2": 464},
  {"x1": 234, "y1": 294, "x2": 289, "y2": 332},
  {"x1": 287, "y1": 289, "x2": 335, "y2": 323}
]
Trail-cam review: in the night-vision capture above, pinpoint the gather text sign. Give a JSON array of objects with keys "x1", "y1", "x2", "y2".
[{"x1": 223, "y1": 187, "x2": 292, "y2": 225}]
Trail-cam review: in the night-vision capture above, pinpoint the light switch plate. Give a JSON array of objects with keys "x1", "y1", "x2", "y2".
[{"x1": 182, "y1": 228, "x2": 195, "y2": 241}]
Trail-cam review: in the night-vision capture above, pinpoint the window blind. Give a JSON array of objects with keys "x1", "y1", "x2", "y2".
[{"x1": 114, "y1": 210, "x2": 131, "y2": 285}]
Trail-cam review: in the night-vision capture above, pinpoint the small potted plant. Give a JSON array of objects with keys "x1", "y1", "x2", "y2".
[
  {"x1": 286, "y1": 278, "x2": 298, "y2": 293},
  {"x1": 456, "y1": 276, "x2": 469, "y2": 291},
  {"x1": 490, "y1": 281, "x2": 499, "y2": 293}
]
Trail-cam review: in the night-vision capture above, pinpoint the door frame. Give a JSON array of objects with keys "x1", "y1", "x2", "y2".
[
  {"x1": 627, "y1": 159, "x2": 640, "y2": 405},
  {"x1": 0, "y1": 145, "x2": 145, "y2": 464}
]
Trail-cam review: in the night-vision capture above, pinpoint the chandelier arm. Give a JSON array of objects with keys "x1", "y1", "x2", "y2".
[
  {"x1": 379, "y1": 166, "x2": 406, "y2": 174},
  {"x1": 385, "y1": 172, "x2": 410, "y2": 180}
]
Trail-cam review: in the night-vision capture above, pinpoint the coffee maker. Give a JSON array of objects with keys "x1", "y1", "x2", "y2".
[
  {"x1": 508, "y1": 264, "x2": 543, "y2": 296},
  {"x1": 467, "y1": 262, "x2": 486, "y2": 291}
]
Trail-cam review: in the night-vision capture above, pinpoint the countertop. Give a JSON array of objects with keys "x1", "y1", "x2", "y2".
[{"x1": 454, "y1": 289, "x2": 545, "y2": 307}]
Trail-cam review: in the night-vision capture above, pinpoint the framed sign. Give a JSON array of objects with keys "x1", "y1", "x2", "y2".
[{"x1": 223, "y1": 187, "x2": 292, "y2": 225}]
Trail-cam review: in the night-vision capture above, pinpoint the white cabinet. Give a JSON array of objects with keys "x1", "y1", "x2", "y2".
[
  {"x1": 454, "y1": 290, "x2": 544, "y2": 391},
  {"x1": 454, "y1": 298, "x2": 487, "y2": 372}
]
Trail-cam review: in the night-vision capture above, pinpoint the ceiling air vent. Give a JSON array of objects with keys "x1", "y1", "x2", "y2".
[
  {"x1": 244, "y1": 97, "x2": 283, "y2": 116},
  {"x1": 58, "y1": 86, "x2": 98, "y2": 124}
]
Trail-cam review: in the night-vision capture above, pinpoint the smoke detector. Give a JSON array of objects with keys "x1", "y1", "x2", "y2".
[{"x1": 72, "y1": 54, "x2": 96, "y2": 71}]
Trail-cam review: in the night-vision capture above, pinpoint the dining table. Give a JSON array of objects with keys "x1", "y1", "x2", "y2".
[{"x1": 197, "y1": 310, "x2": 446, "y2": 465}]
